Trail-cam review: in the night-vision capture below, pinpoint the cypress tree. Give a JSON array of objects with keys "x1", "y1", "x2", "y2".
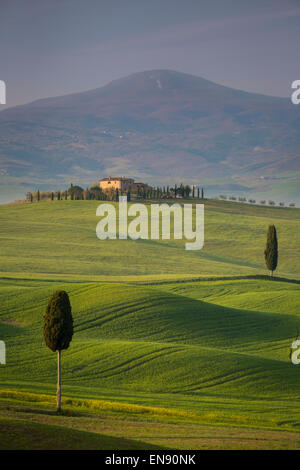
[
  {"x1": 185, "y1": 185, "x2": 191, "y2": 198},
  {"x1": 37, "y1": 190, "x2": 40, "y2": 202},
  {"x1": 264, "y1": 225, "x2": 278, "y2": 276},
  {"x1": 44, "y1": 290, "x2": 73, "y2": 412}
]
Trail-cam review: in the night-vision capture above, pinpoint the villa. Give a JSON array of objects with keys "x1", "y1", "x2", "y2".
[{"x1": 99, "y1": 176, "x2": 151, "y2": 192}]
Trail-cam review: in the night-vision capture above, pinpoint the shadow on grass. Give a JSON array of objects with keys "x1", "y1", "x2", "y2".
[
  {"x1": 0, "y1": 415, "x2": 167, "y2": 450},
  {"x1": 3, "y1": 404, "x2": 82, "y2": 418},
  {"x1": 130, "y1": 274, "x2": 300, "y2": 286}
]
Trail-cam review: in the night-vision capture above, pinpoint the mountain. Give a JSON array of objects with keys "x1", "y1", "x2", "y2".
[{"x1": 0, "y1": 69, "x2": 299, "y2": 194}]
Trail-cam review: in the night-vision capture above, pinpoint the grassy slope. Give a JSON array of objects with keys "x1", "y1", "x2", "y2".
[
  {"x1": 1, "y1": 403, "x2": 300, "y2": 450},
  {"x1": 1, "y1": 278, "x2": 300, "y2": 429},
  {"x1": 0, "y1": 199, "x2": 300, "y2": 449},
  {"x1": 0, "y1": 198, "x2": 299, "y2": 280},
  {"x1": 0, "y1": 415, "x2": 162, "y2": 450}
]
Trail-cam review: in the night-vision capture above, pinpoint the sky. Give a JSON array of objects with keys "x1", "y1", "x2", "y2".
[{"x1": 0, "y1": 0, "x2": 300, "y2": 109}]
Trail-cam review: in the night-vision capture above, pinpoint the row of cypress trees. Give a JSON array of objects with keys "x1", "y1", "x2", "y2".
[{"x1": 27, "y1": 184, "x2": 205, "y2": 203}]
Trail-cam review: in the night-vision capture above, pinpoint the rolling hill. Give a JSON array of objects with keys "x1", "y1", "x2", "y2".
[
  {"x1": 0, "y1": 198, "x2": 299, "y2": 280},
  {"x1": 1, "y1": 275, "x2": 300, "y2": 448},
  {"x1": 0, "y1": 70, "x2": 299, "y2": 202},
  {"x1": 0, "y1": 199, "x2": 300, "y2": 449}
]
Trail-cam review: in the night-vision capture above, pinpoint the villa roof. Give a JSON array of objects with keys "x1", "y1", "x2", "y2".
[{"x1": 100, "y1": 176, "x2": 133, "y2": 181}]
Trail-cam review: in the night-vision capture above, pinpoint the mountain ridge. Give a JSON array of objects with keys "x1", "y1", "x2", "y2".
[{"x1": 0, "y1": 69, "x2": 299, "y2": 198}]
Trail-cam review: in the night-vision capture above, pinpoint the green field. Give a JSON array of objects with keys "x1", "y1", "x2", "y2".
[{"x1": 0, "y1": 199, "x2": 300, "y2": 449}]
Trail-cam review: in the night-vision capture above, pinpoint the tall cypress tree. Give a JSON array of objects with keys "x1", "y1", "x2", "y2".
[
  {"x1": 264, "y1": 225, "x2": 278, "y2": 276},
  {"x1": 44, "y1": 290, "x2": 73, "y2": 412}
]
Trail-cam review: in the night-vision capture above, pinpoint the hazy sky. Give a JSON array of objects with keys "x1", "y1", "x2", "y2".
[{"x1": 1, "y1": 0, "x2": 300, "y2": 108}]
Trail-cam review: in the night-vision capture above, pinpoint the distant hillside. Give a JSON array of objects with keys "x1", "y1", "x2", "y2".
[
  {"x1": 0, "y1": 198, "x2": 299, "y2": 280},
  {"x1": 0, "y1": 69, "x2": 299, "y2": 195}
]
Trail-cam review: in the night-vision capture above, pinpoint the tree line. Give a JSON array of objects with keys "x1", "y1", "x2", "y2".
[
  {"x1": 219, "y1": 194, "x2": 295, "y2": 207},
  {"x1": 26, "y1": 184, "x2": 107, "y2": 202},
  {"x1": 26, "y1": 183, "x2": 205, "y2": 202}
]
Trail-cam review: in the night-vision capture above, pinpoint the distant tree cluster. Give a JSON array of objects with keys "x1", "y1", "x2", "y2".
[
  {"x1": 218, "y1": 194, "x2": 296, "y2": 207},
  {"x1": 133, "y1": 183, "x2": 204, "y2": 200},
  {"x1": 26, "y1": 183, "x2": 205, "y2": 202},
  {"x1": 26, "y1": 184, "x2": 107, "y2": 202},
  {"x1": 26, "y1": 190, "x2": 68, "y2": 202}
]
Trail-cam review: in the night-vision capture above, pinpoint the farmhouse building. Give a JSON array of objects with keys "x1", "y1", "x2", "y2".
[{"x1": 99, "y1": 176, "x2": 151, "y2": 192}]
